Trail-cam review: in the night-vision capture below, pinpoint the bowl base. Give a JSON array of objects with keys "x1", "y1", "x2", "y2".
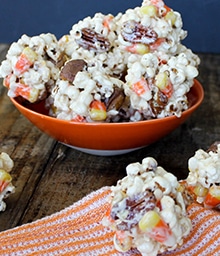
[{"x1": 62, "y1": 143, "x2": 146, "y2": 156}]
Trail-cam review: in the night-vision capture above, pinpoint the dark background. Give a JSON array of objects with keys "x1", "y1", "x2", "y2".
[{"x1": 0, "y1": 0, "x2": 219, "y2": 53}]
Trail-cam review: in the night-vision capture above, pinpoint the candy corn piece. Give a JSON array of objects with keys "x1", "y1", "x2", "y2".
[
  {"x1": 140, "y1": 5, "x2": 158, "y2": 17},
  {"x1": 15, "y1": 47, "x2": 37, "y2": 74},
  {"x1": 139, "y1": 210, "x2": 172, "y2": 243},
  {"x1": 155, "y1": 72, "x2": 173, "y2": 98},
  {"x1": 14, "y1": 83, "x2": 39, "y2": 103},
  {"x1": 89, "y1": 100, "x2": 107, "y2": 121},
  {"x1": 126, "y1": 44, "x2": 150, "y2": 55},
  {"x1": 0, "y1": 169, "x2": 12, "y2": 193},
  {"x1": 132, "y1": 78, "x2": 150, "y2": 96},
  {"x1": 204, "y1": 185, "x2": 220, "y2": 209}
]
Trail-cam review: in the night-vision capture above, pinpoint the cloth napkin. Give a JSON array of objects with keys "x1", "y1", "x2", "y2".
[{"x1": 0, "y1": 187, "x2": 219, "y2": 256}]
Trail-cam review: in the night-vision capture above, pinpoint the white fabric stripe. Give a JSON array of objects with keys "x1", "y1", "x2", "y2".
[{"x1": 0, "y1": 187, "x2": 110, "y2": 239}]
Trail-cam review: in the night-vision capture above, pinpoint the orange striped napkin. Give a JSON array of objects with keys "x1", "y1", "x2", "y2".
[{"x1": 0, "y1": 187, "x2": 219, "y2": 256}]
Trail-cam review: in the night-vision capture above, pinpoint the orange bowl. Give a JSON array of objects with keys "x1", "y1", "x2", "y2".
[{"x1": 10, "y1": 79, "x2": 204, "y2": 155}]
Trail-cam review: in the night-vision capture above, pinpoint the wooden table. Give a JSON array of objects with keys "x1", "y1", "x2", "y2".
[{"x1": 0, "y1": 44, "x2": 220, "y2": 232}]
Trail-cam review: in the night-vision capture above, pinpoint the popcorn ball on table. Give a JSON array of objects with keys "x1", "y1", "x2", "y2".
[
  {"x1": 0, "y1": 152, "x2": 15, "y2": 212},
  {"x1": 183, "y1": 142, "x2": 220, "y2": 210},
  {"x1": 103, "y1": 157, "x2": 192, "y2": 256},
  {"x1": 0, "y1": 33, "x2": 65, "y2": 103}
]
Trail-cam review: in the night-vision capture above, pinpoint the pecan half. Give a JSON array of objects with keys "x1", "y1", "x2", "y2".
[
  {"x1": 121, "y1": 20, "x2": 158, "y2": 45},
  {"x1": 60, "y1": 59, "x2": 87, "y2": 83},
  {"x1": 75, "y1": 28, "x2": 111, "y2": 53}
]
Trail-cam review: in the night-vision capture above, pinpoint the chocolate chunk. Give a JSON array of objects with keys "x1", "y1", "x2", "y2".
[
  {"x1": 60, "y1": 59, "x2": 87, "y2": 83},
  {"x1": 106, "y1": 87, "x2": 126, "y2": 111},
  {"x1": 121, "y1": 20, "x2": 158, "y2": 45}
]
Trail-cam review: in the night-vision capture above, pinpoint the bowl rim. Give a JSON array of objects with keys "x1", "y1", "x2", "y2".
[{"x1": 10, "y1": 79, "x2": 204, "y2": 127}]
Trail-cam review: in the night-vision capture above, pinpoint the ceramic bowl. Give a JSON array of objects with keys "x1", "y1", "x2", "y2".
[{"x1": 10, "y1": 79, "x2": 204, "y2": 156}]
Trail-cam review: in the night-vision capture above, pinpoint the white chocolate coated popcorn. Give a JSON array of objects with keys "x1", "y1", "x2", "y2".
[
  {"x1": 187, "y1": 144, "x2": 220, "y2": 188},
  {"x1": 103, "y1": 157, "x2": 191, "y2": 256},
  {"x1": 183, "y1": 143, "x2": 220, "y2": 209},
  {"x1": 0, "y1": 0, "x2": 200, "y2": 122},
  {"x1": 0, "y1": 33, "x2": 63, "y2": 103},
  {"x1": 51, "y1": 0, "x2": 199, "y2": 122},
  {"x1": 0, "y1": 153, "x2": 15, "y2": 212}
]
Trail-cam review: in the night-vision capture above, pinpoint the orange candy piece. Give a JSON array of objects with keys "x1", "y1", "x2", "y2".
[
  {"x1": 132, "y1": 78, "x2": 150, "y2": 96},
  {"x1": 15, "y1": 54, "x2": 32, "y2": 74},
  {"x1": 204, "y1": 185, "x2": 220, "y2": 208}
]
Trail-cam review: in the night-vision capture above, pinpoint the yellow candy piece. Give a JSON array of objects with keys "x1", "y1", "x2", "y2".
[
  {"x1": 29, "y1": 87, "x2": 40, "y2": 103},
  {"x1": 139, "y1": 210, "x2": 160, "y2": 231},
  {"x1": 165, "y1": 11, "x2": 177, "y2": 26},
  {"x1": 0, "y1": 169, "x2": 12, "y2": 192},
  {"x1": 193, "y1": 184, "x2": 209, "y2": 197},
  {"x1": 22, "y1": 47, "x2": 38, "y2": 64},
  {"x1": 135, "y1": 44, "x2": 150, "y2": 55},
  {"x1": 140, "y1": 5, "x2": 158, "y2": 17},
  {"x1": 155, "y1": 72, "x2": 169, "y2": 90},
  {"x1": 89, "y1": 109, "x2": 107, "y2": 121},
  {"x1": 0, "y1": 169, "x2": 12, "y2": 183}
]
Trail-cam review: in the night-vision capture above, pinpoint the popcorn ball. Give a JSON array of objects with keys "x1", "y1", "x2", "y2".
[
  {"x1": 183, "y1": 142, "x2": 220, "y2": 210},
  {"x1": 60, "y1": 12, "x2": 128, "y2": 78},
  {"x1": 47, "y1": 59, "x2": 128, "y2": 122},
  {"x1": 48, "y1": 0, "x2": 200, "y2": 122},
  {"x1": 0, "y1": 0, "x2": 200, "y2": 122},
  {"x1": 0, "y1": 152, "x2": 15, "y2": 212},
  {"x1": 0, "y1": 33, "x2": 65, "y2": 103},
  {"x1": 103, "y1": 157, "x2": 192, "y2": 256},
  {"x1": 124, "y1": 45, "x2": 199, "y2": 119},
  {"x1": 117, "y1": 0, "x2": 186, "y2": 55}
]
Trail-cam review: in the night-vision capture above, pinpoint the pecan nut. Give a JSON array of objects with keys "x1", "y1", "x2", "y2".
[
  {"x1": 121, "y1": 20, "x2": 158, "y2": 45},
  {"x1": 75, "y1": 28, "x2": 111, "y2": 53}
]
